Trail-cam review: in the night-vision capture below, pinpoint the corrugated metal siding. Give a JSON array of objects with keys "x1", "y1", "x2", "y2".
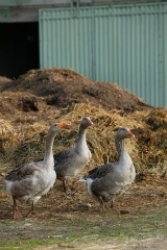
[
  {"x1": 93, "y1": 0, "x2": 164, "y2": 3},
  {"x1": 94, "y1": 4, "x2": 166, "y2": 107},
  {"x1": 39, "y1": 3, "x2": 167, "y2": 107},
  {"x1": 165, "y1": 13, "x2": 167, "y2": 107},
  {"x1": 39, "y1": 8, "x2": 94, "y2": 78}
]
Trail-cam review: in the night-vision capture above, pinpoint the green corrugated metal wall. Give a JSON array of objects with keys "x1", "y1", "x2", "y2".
[
  {"x1": 39, "y1": 3, "x2": 167, "y2": 107},
  {"x1": 39, "y1": 8, "x2": 94, "y2": 78}
]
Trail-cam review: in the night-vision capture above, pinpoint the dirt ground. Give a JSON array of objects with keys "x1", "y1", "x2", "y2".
[
  {"x1": 0, "y1": 69, "x2": 167, "y2": 249},
  {"x1": 0, "y1": 174, "x2": 167, "y2": 249}
]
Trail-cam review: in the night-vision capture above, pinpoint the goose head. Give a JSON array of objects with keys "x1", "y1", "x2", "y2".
[
  {"x1": 80, "y1": 117, "x2": 94, "y2": 129},
  {"x1": 116, "y1": 127, "x2": 135, "y2": 140},
  {"x1": 48, "y1": 122, "x2": 71, "y2": 135}
]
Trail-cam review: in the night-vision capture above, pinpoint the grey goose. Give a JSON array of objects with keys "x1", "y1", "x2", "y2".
[
  {"x1": 5, "y1": 122, "x2": 70, "y2": 219},
  {"x1": 54, "y1": 117, "x2": 93, "y2": 194},
  {"x1": 79, "y1": 127, "x2": 136, "y2": 211}
]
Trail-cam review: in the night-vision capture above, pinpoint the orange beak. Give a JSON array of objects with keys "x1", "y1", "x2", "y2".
[
  {"x1": 88, "y1": 118, "x2": 94, "y2": 126},
  {"x1": 127, "y1": 129, "x2": 135, "y2": 137},
  {"x1": 58, "y1": 122, "x2": 71, "y2": 129}
]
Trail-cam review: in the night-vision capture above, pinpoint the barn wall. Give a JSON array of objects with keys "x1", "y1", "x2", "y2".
[{"x1": 39, "y1": 3, "x2": 167, "y2": 107}]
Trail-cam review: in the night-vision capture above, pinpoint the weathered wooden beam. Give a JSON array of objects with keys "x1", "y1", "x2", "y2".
[
  {"x1": 0, "y1": 7, "x2": 39, "y2": 22},
  {"x1": 0, "y1": 0, "x2": 93, "y2": 22},
  {"x1": 0, "y1": 0, "x2": 92, "y2": 7}
]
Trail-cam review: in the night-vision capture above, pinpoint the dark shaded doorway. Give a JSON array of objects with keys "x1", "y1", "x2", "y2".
[{"x1": 0, "y1": 22, "x2": 39, "y2": 79}]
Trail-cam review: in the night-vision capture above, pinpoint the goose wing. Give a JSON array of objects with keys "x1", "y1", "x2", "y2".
[
  {"x1": 5, "y1": 163, "x2": 40, "y2": 182},
  {"x1": 86, "y1": 163, "x2": 115, "y2": 180},
  {"x1": 54, "y1": 148, "x2": 75, "y2": 164}
]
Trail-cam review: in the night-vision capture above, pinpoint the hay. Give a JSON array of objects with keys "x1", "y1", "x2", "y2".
[
  {"x1": 0, "y1": 119, "x2": 15, "y2": 140},
  {"x1": 0, "y1": 102, "x2": 166, "y2": 176},
  {"x1": 1, "y1": 68, "x2": 151, "y2": 112},
  {"x1": 0, "y1": 68, "x2": 166, "y2": 176},
  {"x1": 144, "y1": 109, "x2": 167, "y2": 130},
  {"x1": 16, "y1": 123, "x2": 48, "y2": 142}
]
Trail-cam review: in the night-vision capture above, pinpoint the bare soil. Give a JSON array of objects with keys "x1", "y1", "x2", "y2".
[{"x1": 0, "y1": 174, "x2": 167, "y2": 249}]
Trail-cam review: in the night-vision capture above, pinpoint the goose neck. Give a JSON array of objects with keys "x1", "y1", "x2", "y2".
[
  {"x1": 115, "y1": 136, "x2": 132, "y2": 166},
  {"x1": 115, "y1": 136, "x2": 126, "y2": 157},
  {"x1": 43, "y1": 132, "x2": 55, "y2": 168},
  {"x1": 76, "y1": 127, "x2": 87, "y2": 151}
]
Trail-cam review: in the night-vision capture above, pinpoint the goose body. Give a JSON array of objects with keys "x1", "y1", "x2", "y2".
[
  {"x1": 54, "y1": 117, "x2": 93, "y2": 192},
  {"x1": 80, "y1": 127, "x2": 136, "y2": 208},
  {"x1": 5, "y1": 122, "x2": 69, "y2": 219}
]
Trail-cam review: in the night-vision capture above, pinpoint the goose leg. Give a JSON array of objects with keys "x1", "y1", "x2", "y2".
[
  {"x1": 110, "y1": 198, "x2": 122, "y2": 215},
  {"x1": 98, "y1": 198, "x2": 104, "y2": 212},
  {"x1": 110, "y1": 198, "x2": 114, "y2": 209},
  {"x1": 26, "y1": 202, "x2": 35, "y2": 217},
  {"x1": 93, "y1": 194, "x2": 104, "y2": 212},
  {"x1": 69, "y1": 179, "x2": 77, "y2": 197},
  {"x1": 63, "y1": 179, "x2": 68, "y2": 192},
  {"x1": 13, "y1": 197, "x2": 23, "y2": 219},
  {"x1": 63, "y1": 178, "x2": 73, "y2": 196}
]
